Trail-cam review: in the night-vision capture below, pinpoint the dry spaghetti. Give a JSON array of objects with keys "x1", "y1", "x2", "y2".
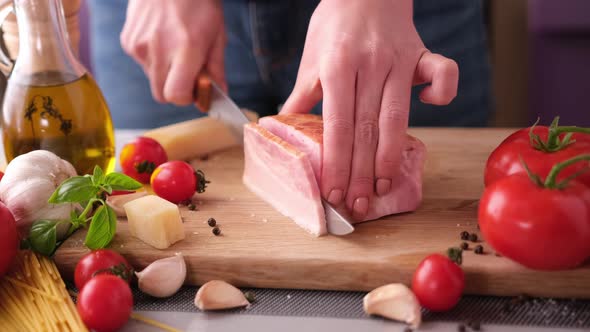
[{"x1": 0, "y1": 250, "x2": 88, "y2": 332}]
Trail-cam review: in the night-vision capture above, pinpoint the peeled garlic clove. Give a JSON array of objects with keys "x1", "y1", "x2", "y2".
[
  {"x1": 106, "y1": 191, "x2": 148, "y2": 217},
  {"x1": 136, "y1": 253, "x2": 186, "y2": 298},
  {"x1": 194, "y1": 280, "x2": 249, "y2": 310},
  {"x1": 363, "y1": 283, "x2": 422, "y2": 328}
]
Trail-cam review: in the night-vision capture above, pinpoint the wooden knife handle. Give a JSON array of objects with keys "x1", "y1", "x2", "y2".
[{"x1": 194, "y1": 73, "x2": 212, "y2": 113}]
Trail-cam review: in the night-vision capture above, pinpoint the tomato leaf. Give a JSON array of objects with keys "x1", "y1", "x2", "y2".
[
  {"x1": 28, "y1": 220, "x2": 58, "y2": 256},
  {"x1": 104, "y1": 173, "x2": 143, "y2": 191},
  {"x1": 48, "y1": 176, "x2": 100, "y2": 204},
  {"x1": 84, "y1": 205, "x2": 117, "y2": 250}
]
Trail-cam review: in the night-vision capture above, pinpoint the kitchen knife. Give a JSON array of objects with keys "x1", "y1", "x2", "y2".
[
  {"x1": 195, "y1": 74, "x2": 355, "y2": 236},
  {"x1": 194, "y1": 74, "x2": 250, "y2": 143}
]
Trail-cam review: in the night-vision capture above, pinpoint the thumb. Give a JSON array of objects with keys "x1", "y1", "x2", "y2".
[
  {"x1": 280, "y1": 75, "x2": 323, "y2": 115},
  {"x1": 413, "y1": 51, "x2": 459, "y2": 105}
]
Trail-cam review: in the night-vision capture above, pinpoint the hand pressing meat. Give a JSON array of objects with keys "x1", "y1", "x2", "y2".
[
  {"x1": 280, "y1": 0, "x2": 458, "y2": 220},
  {"x1": 243, "y1": 114, "x2": 426, "y2": 236}
]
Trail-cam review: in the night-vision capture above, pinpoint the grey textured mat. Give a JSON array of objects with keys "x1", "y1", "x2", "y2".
[{"x1": 125, "y1": 286, "x2": 590, "y2": 329}]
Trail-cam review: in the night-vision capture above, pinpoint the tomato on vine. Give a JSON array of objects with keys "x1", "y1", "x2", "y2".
[
  {"x1": 479, "y1": 154, "x2": 590, "y2": 270},
  {"x1": 484, "y1": 117, "x2": 590, "y2": 188}
]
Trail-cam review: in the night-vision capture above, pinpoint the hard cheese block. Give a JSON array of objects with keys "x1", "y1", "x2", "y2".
[
  {"x1": 123, "y1": 195, "x2": 185, "y2": 249},
  {"x1": 143, "y1": 110, "x2": 259, "y2": 161}
]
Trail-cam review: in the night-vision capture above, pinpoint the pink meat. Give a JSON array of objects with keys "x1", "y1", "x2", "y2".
[
  {"x1": 243, "y1": 114, "x2": 426, "y2": 236},
  {"x1": 243, "y1": 123, "x2": 327, "y2": 236}
]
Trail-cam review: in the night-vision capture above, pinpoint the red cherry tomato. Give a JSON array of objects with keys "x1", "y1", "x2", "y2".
[
  {"x1": 479, "y1": 173, "x2": 590, "y2": 270},
  {"x1": 110, "y1": 190, "x2": 136, "y2": 196},
  {"x1": 411, "y1": 254, "x2": 464, "y2": 312},
  {"x1": 77, "y1": 274, "x2": 133, "y2": 332},
  {"x1": 0, "y1": 170, "x2": 4, "y2": 182},
  {"x1": 0, "y1": 202, "x2": 18, "y2": 277},
  {"x1": 74, "y1": 249, "x2": 133, "y2": 291},
  {"x1": 150, "y1": 161, "x2": 197, "y2": 204},
  {"x1": 120, "y1": 136, "x2": 168, "y2": 184},
  {"x1": 484, "y1": 124, "x2": 590, "y2": 188}
]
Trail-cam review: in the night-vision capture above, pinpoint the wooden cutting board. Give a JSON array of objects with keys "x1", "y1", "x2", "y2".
[{"x1": 53, "y1": 128, "x2": 590, "y2": 299}]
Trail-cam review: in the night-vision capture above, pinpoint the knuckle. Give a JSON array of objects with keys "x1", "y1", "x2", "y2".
[
  {"x1": 350, "y1": 175, "x2": 374, "y2": 192},
  {"x1": 356, "y1": 119, "x2": 379, "y2": 145},
  {"x1": 382, "y1": 100, "x2": 409, "y2": 123},
  {"x1": 324, "y1": 113, "x2": 354, "y2": 134}
]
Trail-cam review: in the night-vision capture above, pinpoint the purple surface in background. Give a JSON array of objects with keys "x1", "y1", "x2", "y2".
[{"x1": 528, "y1": 0, "x2": 590, "y2": 127}]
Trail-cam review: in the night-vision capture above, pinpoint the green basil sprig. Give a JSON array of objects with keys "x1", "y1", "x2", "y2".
[{"x1": 29, "y1": 166, "x2": 142, "y2": 255}]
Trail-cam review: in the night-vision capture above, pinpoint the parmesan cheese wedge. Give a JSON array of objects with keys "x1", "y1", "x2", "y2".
[
  {"x1": 123, "y1": 195, "x2": 185, "y2": 249},
  {"x1": 143, "y1": 110, "x2": 259, "y2": 161}
]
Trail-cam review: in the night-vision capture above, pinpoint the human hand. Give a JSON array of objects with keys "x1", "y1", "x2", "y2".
[
  {"x1": 120, "y1": 0, "x2": 226, "y2": 106},
  {"x1": 280, "y1": 0, "x2": 459, "y2": 220}
]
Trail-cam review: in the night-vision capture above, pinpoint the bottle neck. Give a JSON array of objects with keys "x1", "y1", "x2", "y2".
[{"x1": 12, "y1": 0, "x2": 85, "y2": 85}]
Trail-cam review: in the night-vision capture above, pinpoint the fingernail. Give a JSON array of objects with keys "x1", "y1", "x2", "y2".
[
  {"x1": 352, "y1": 197, "x2": 369, "y2": 219},
  {"x1": 376, "y1": 178, "x2": 392, "y2": 196},
  {"x1": 327, "y1": 189, "x2": 343, "y2": 205}
]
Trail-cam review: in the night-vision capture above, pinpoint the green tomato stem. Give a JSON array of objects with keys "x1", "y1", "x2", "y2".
[
  {"x1": 540, "y1": 116, "x2": 590, "y2": 151},
  {"x1": 544, "y1": 154, "x2": 590, "y2": 188}
]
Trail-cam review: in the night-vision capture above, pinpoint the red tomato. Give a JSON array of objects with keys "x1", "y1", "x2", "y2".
[
  {"x1": 110, "y1": 190, "x2": 136, "y2": 196},
  {"x1": 479, "y1": 173, "x2": 590, "y2": 270},
  {"x1": 77, "y1": 274, "x2": 133, "y2": 332},
  {"x1": 74, "y1": 249, "x2": 133, "y2": 290},
  {"x1": 484, "y1": 125, "x2": 590, "y2": 188},
  {"x1": 0, "y1": 170, "x2": 4, "y2": 182},
  {"x1": 412, "y1": 254, "x2": 464, "y2": 312},
  {"x1": 0, "y1": 202, "x2": 18, "y2": 277},
  {"x1": 150, "y1": 161, "x2": 197, "y2": 204},
  {"x1": 120, "y1": 137, "x2": 168, "y2": 184}
]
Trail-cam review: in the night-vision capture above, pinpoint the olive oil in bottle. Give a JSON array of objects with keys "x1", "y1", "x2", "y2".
[
  {"x1": 2, "y1": 71, "x2": 115, "y2": 175},
  {"x1": 0, "y1": 0, "x2": 115, "y2": 175}
]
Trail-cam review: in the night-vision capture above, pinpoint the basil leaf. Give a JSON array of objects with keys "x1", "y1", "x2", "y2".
[
  {"x1": 28, "y1": 220, "x2": 58, "y2": 256},
  {"x1": 84, "y1": 205, "x2": 117, "y2": 249},
  {"x1": 104, "y1": 173, "x2": 142, "y2": 191},
  {"x1": 48, "y1": 176, "x2": 99, "y2": 204},
  {"x1": 92, "y1": 166, "x2": 105, "y2": 185}
]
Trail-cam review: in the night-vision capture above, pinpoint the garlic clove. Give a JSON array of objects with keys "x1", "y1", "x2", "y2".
[
  {"x1": 194, "y1": 280, "x2": 250, "y2": 311},
  {"x1": 106, "y1": 191, "x2": 148, "y2": 217},
  {"x1": 136, "y1": 252, "x2": 186, "y2": 298},
  {"x1": 363, "y1": 283, "x2": 422, "y2": 329}
]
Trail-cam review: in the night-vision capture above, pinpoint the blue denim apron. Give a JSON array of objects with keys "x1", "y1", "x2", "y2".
[{"x1": 87, "y1": 0, "x2": 492, "y2": 129}]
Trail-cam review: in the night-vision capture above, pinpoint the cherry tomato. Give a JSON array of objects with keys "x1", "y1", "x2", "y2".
[
  {"x1": 484, "y1": 123, "x2": 590, "y2": 188},
  {"x1": 411, "y1": 254, "x2": 464, "y2": 312},
  {"x1": 150, "y1": 161, "x2": 197, "y2": 204},
  {"x1": 0, "y1": 202, "x2": 18, "y2": 277},
  {"x1": 74, "y1": 249, "x2": 133, "y2": 290},
  {"x1": 77, "y1": 274, "x2": 133, "y2": 332},
  {"x1": 0, "y1": 170, "x2": 4, "y2": 182},
  {"x1": 120, "y1": 136, "x2": 168, "y2": 184},
  {"x1": 479, "y1": 173, "x2": 590, "y2": 270},
  {"x1": 110, "y1": 190, "x2": 136, "y2": 196}
]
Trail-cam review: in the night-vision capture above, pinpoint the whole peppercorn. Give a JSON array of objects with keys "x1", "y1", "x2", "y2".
[
  {"x1": 460, "y1": 242, "x2": 469, "y2": 250},
  {"x1": 469, "y1": 233, "x2": 478, "y2": 242},
  {"x1": 457, "y1": 324, "x2": 466, "y2": 332},
  {"x1": 474, "y1": 245, "x2": 484, "y2": 254},
  {"x1": 460, "y1": 231, "x2": 469, "y2": 240},
  {"x1": 208, "y1": 218, "x2": 217, "y2": 227},
  {"x1": 212, "y1": 227, "x2": 221, "y2": 236},
  {"x1": 188, "y1": 203, "x2": 196, "y2": 211}
]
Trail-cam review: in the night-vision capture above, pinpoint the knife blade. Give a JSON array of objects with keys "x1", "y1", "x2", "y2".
[
  {"x1": 195, "y1": 74, "x2": 355, "y2": 235},
  {"x1": 194, "y1": 74, "x2": 250, "y2": 143},
  {"x1": 322, "y1": 199, "x2": 355, "y2": 235}
]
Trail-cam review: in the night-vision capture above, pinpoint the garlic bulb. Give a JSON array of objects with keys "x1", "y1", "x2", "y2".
[
  {"x1": 0, "y1": 150, "x2": 77, "y2": 239},
  {"x1": 136, "y1": 253, "x2": 187, "y2": 298}
]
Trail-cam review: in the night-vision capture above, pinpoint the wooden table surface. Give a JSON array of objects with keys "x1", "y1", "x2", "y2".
[{"x1": 53, "y1": 127, "x2": 590, "y2": 299}]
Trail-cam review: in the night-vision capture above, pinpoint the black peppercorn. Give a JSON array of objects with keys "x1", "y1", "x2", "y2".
[
  {"x1": 469, "y1": 233, "x2": 478, "y2": 242},
  {"x1": 474, "y1": 245, "x2": 484, "y2": 254},
  {"x1": 460, "y1": 242, "x2": 469, "y2": 250},
  {"x1": 469, "y1": 320, "x2": 481, "y2": 331},
  {"x1": 244, "y1": 291, "x2": 256, "y2": 303},
  {"x1": 188, "y1": 203, "x2": 196, "y2": 211},
  {"x1": 208, "y1": 218, "x2": 217, "y2": 227},
  {"x1": 212, "y1": 227, "x2": 221, "y2": 236},
  {"x1": 457, "y1": 324, "x2": 466, "y2": 332},
  {"x1": 460, "y1": 231, "x2": 469, "y2": 240}
]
